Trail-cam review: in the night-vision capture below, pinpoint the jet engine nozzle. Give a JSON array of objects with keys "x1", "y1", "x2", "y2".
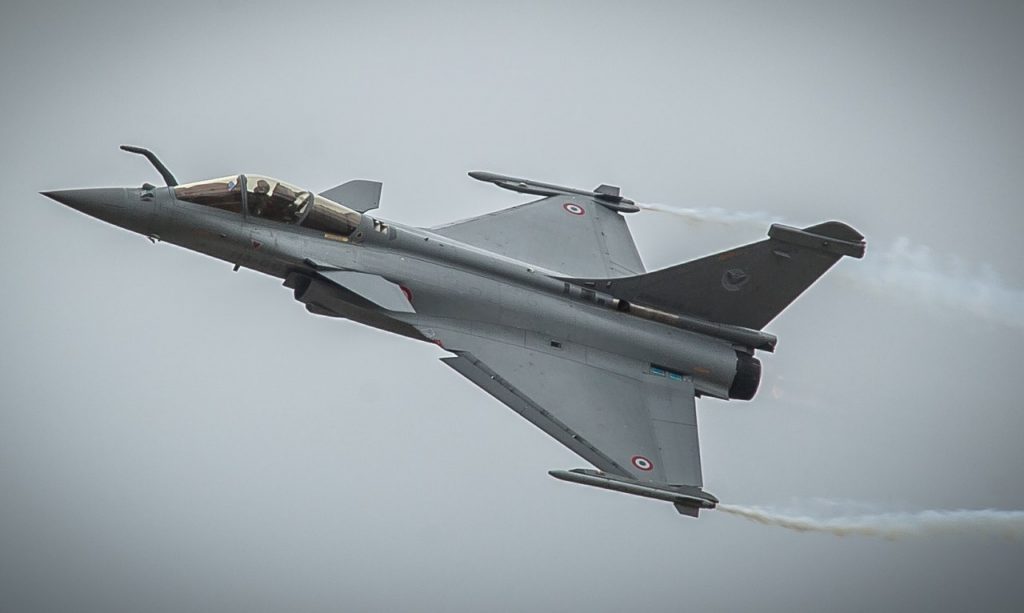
[{"x1": 729, "y1": 352, "x2": 762, "y2": 400}]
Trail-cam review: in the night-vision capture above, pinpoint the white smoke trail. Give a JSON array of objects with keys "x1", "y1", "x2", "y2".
[
  {"x1": 838, "y1": 237, "x2": 1024, "y2": 331},
  {"x1": 637, "y1": 202, "x2": 783, "y2": 226},
  {"x1": 717, "y1": 503, "x2": 1024, "y2": 539},
  {"x1": 638, "y1": 203, "x2": 1024, "y2": 331}
]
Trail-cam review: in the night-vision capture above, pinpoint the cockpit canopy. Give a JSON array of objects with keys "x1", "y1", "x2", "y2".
[{"x1": 173, "y1": 175, "x2": 362, "y2": 238}]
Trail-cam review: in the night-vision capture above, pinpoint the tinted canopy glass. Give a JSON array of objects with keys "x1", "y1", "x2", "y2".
[
  {"x1": 174, "y1": 175, "x2": 363, "y2": 237},
  {"x1": 173, "y1": 175, "x2": 243, "y2": 213}
]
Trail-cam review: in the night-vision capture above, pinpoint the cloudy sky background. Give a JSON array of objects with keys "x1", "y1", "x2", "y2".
[{"x1": 2, "y1": 1, "x2": 1022, "y2": 611}]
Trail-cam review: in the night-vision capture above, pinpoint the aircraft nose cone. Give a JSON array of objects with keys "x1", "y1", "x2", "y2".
[
  {"x1": 41, "y1": 188, "x2": 126, "y2": 215},
  {"x1": 41, "y1": 187, "x2": 157, "y2": 235}
]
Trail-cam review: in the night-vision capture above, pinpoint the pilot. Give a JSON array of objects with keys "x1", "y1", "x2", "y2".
[{"x1": 250, "y1": 179, "x2": 272, "y2": 216}]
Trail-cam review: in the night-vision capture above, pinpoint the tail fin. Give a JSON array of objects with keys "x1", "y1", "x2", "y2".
[{"x1": 563, "y1": 221, "x2": 865, "y2": 330}]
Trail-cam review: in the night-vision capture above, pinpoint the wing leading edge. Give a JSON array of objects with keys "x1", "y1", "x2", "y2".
[{"x1": 432, "y1": 193, "x2": 645, "y2": 278}]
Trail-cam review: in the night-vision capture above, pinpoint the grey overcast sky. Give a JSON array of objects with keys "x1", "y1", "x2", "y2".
[{"x1": 2, "y1": 1, "x2": 1023, "y2": 611}]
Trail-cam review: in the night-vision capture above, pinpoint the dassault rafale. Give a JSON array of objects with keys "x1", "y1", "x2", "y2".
[{"x1": 43, "y1": 146, "x2": 865, "y2": 517}]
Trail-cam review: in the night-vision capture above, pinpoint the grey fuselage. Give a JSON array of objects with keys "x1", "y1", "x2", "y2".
[{"x1": 53, "y1": 185, "x2": 753, "y2": 400}]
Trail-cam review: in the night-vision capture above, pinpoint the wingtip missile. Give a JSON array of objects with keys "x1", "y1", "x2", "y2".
[
  {"x1": 469, "y1": 171, "x2": 640, "y2": 213},
  {"x1": 549, "y1": 468, "x2": 717, "y2": 516}
]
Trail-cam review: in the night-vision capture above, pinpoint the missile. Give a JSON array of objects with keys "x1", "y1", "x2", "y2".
[
  {"x1": 469, "y1": 171, "x2": 640, "y2": 213},
  {"x1": 549, "y1": 468, "x2": 718, "y2": 517}
]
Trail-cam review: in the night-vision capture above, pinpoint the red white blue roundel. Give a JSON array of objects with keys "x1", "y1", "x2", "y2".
[
  {"x1": 631, "y1": 455, "x2": 654, "y2": 471},
  {"x1": 563, "y1": 202, "x2": 585, "y2": 216}
]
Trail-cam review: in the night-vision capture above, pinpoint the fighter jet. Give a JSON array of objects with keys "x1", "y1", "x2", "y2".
[{"x1": 43, "y1": 146, "x2": 865, "y2": 517}]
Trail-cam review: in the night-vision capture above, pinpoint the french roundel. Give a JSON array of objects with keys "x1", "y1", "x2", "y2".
[
  {"x1": 562, "y1": 202, "x2": 585, "y2": 216},
  {"x1": 631, "y1": 455, "x2": 654, "y2": 471}
]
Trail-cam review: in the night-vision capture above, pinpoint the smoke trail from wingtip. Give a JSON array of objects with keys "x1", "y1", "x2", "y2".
[
  {"x1": 717, "y1": 504, "x2": 1024, "y2": 539},
  {"x1": 638, "y1": 203, "x2": 1024, "y2": 331},
  {"x1": 637, "y1": 202, "x2": 783, "y2": 226}
]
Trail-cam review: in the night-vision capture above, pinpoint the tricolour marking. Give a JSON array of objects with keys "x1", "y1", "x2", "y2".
[
  {"x1": 563, "y1": 202, "x2": 585, "y2": 216},
  {"x1": 631, "y1": 455, "x2": 654, "y2": 471}
]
